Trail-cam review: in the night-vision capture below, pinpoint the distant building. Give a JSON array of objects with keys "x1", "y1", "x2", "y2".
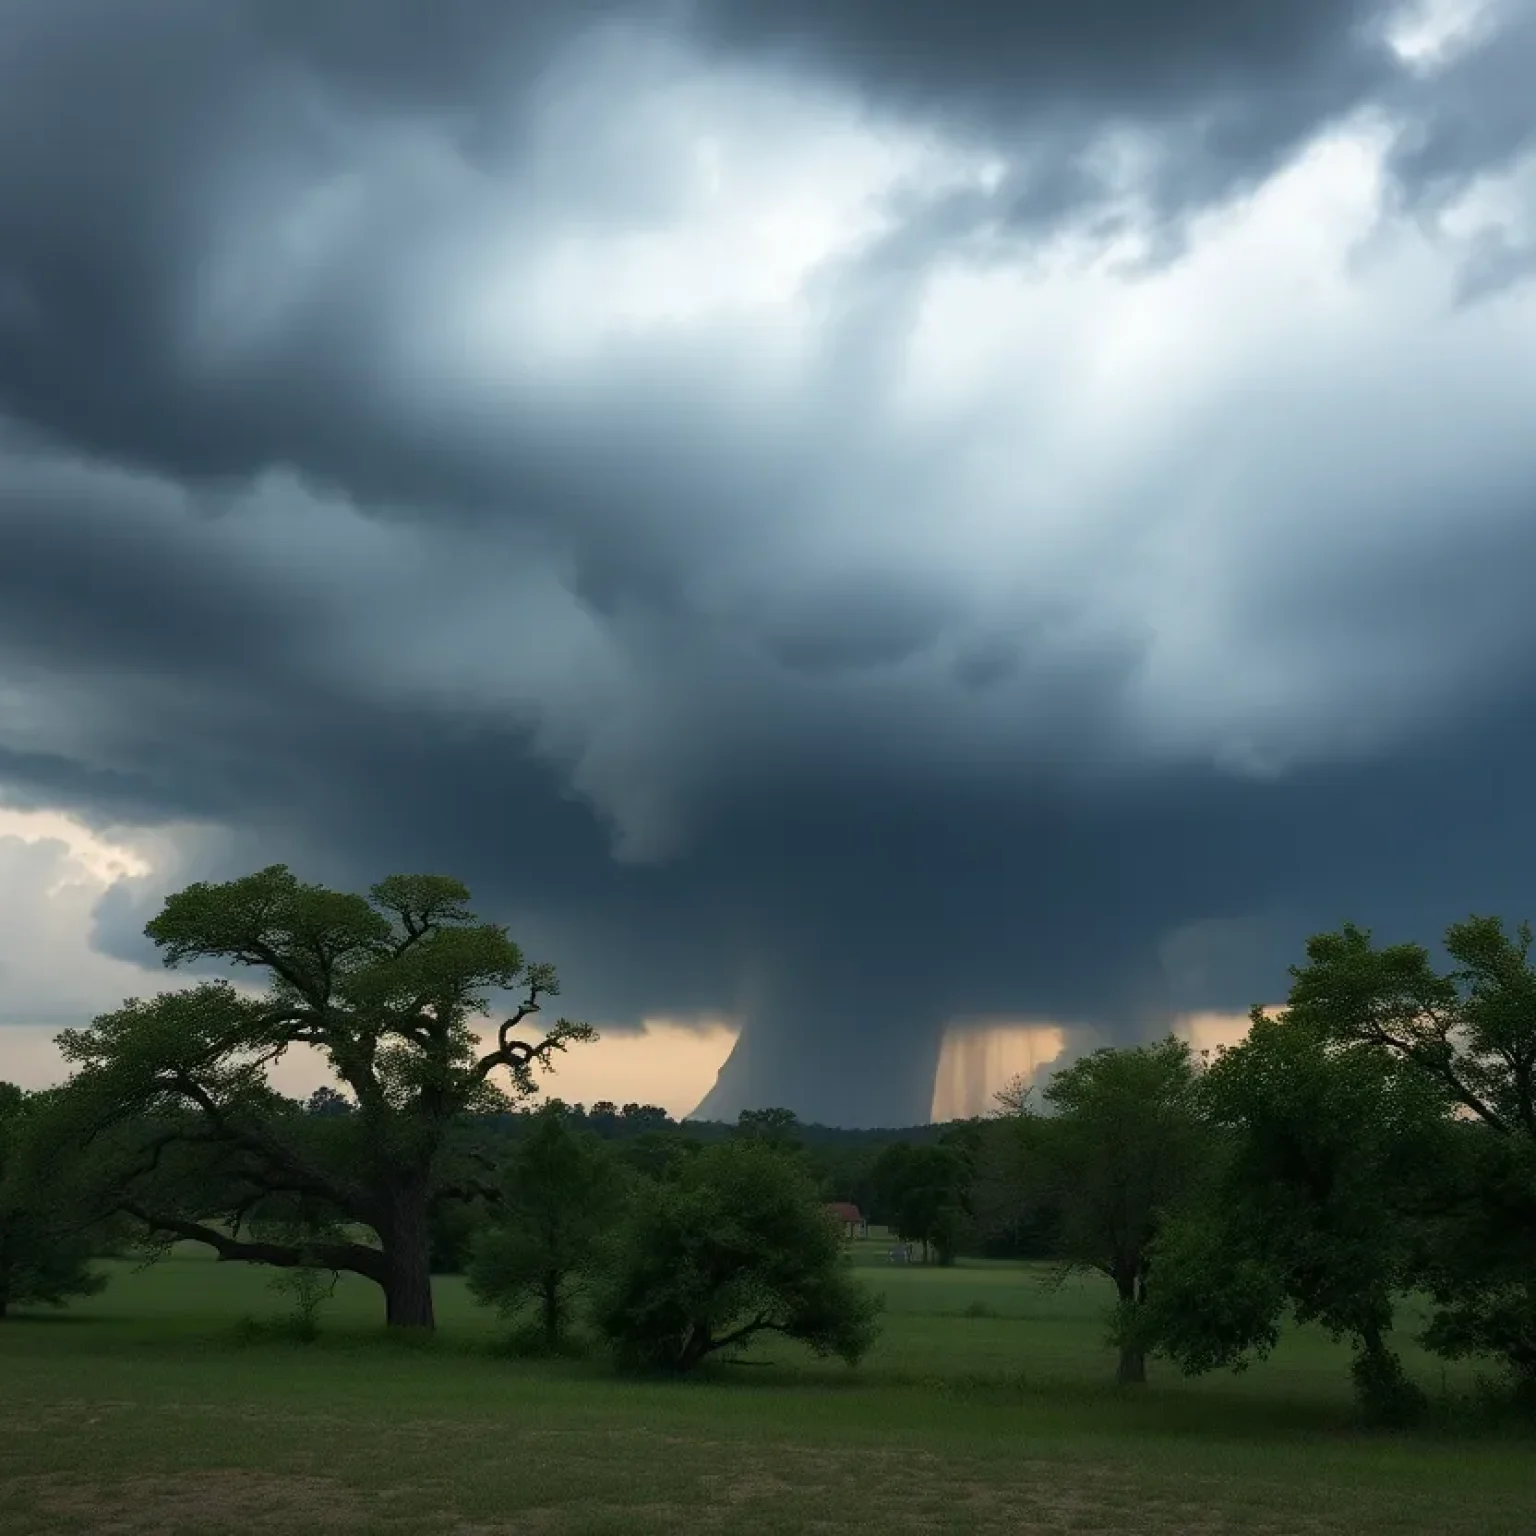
[{"x1": 825, "y1": 1202, "x2": 868, "y2": 1239}]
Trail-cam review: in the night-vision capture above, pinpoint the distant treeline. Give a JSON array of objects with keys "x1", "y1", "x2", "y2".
[{"x1": 301, "y1": 1085, "x2": 989, "y2": 1253}]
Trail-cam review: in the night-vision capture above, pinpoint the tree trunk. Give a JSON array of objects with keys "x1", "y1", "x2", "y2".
[
  {"x1": 1114, "y1": 1267, "x2": 1147, "y2": 1386},
  {"x1": 1116, "y1": 1343, "x2": 1148, "y2": 1384},
  {"x1": 541, "y1": 1277, "x2": 560, "y2": 1348},
  {"x1": 381, "y1": 1176, "x2": 435, "y2": 1330},
  {"x1": 678, "y1": 1323, "x2": 712, "y2": 1372}
]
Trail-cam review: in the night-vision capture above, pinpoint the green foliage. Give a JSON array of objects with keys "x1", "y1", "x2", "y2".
[
  {"x1": 1134, "y1": 1211, "x2": 1285, "y2": 1375},
  {"x1": 968, "y1": 1100, "x2": 1063, "y2": 1260},
  {"x1": 1139, "y1": 1008, "x2": 1450, "y2": 1421},
  {"x1": 263, "y1": 1260, "x2": 341, "y2": 1344},
  {"x1": 981, "y1": 1037, "x2": 1209, "y2": 1383},
  {"x1": 428, "y1": 1198, "x2": 483, "y2": 1276},
  {"x1": 466, "y1": 1108, "x2": 623, "y2": 1349},
  {"x1": 1281, "y1": 916, "x2": 1536, "y2": 1395},
  {"x1": 305, "y1": 1087, "x2": 354, "y2": 1118},
  {"x1": 734, "y1": 1107, "x2": 803, "y2": 1149},
  {"x1": 0, "y1": 1084, "x2": 107, "y2": 1318},
  {"x1": 871, "y1": 1142, "x2": 969, "y2": 1263},
  {"x1": 594, "y1": 1139, "x2": 883, "y2": 1373},
  {"x1": 1041, "y1": 1038, "x2": 1208, "y2": 1291},
  {"x1": 49, "y1": 864, "x2": 595, "y2": 1329},
  {"x1": 1284, "y1": 915, "x2": 1535, "y2": 1137},
  {"x1": 614, "y1": 1130, "x2": 702, "y2": 1181},
  {"x1": 1415, "y1": 1127, "x2": 1536, "y2": 1394}
]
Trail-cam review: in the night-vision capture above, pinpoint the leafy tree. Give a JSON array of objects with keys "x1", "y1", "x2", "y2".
[
  {"x1": 969, "y1": 1086, "x2": 1063, "y2": 1260},
  {"x1": 811, "y1": 1141, "x2": 884, "y2": 1213},
  {"x1": 1283, "y1": 917, "x2": 1536, "y2": 1394},
  {"x1": 304, "y1": 1086, "x2": 354, "y2": 1118},
  {"x1": 594, "y1": 1139, "x2": 882, "y2": 1372},
  {"x1": 1017, "y1": 1037, "x2": 1210, "y2": 1384},
  {"x1": 615, "y1": 1129, "x2": 701, "y2": 1182},
  {"x1": 466, "y1": 1107, "x2": 624, "y2": 1350},
  {"x1": 871, "y1": 1142, "x2": 967, "y2": 1263},
  {"x1": 54, "y1": 865, "x2": 593, "y2": 1329},
  {"x1": 1140, "y1": 1013, "x2": 1448, "y2": 1422},
  {"x1": 618, "y1": 1103, "x2": 671, "y2": 1134},
  {"x1": 734, "y1": 1107, "x2": 802, "y2": 1150},
  {"x1": 427, "y1": 1197, "x2": 483, "y2": 1276},
  {"x1": 0, "y1": 1084, "x2": 106, "y2": 1319}
]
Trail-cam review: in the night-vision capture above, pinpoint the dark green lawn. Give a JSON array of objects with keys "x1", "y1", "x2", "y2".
[{"x1": 2, "y1": 1243, "x2": 1533, "y2": 1534}]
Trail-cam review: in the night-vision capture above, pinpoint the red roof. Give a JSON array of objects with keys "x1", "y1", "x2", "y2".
[{"x1": 826, "y1": 1202, "x2": 863, "y2": 1223}]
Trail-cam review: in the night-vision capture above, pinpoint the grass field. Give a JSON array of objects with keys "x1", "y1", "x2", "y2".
[{"x1": 3, "y1": 1240, "x2": 1534, "y2": 1534}]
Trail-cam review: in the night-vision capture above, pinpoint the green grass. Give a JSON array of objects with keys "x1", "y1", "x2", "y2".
[{"x1": 2, "y1": 1241, "x2": 1533, "y2": 1534}]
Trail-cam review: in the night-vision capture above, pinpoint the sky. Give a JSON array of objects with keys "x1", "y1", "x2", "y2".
[{"x1": 2, "y1": 0, "x2": 1535, "y2": 1126}]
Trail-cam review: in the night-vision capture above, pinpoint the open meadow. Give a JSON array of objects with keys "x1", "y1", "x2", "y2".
[{"x1": 3, "y1": 1241, "x2": 1535, "y2": 1535}]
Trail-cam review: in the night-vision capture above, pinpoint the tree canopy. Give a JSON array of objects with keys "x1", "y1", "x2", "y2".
[
  {"x1": 467, "y1": 1106, "x2": 625, "y2": 1350},
  {"x1": 0, "y1": 1083, "x2": 107, "y2": 1319},
  {"x1": 55, "y1": 865, "x2": 593, "y2": 1328},
  {"x1": 1140, "y1": 1010, "x2": 1448, "y2": 1421},
  {"x1": 595, "y1": 1139, "x2": 882, "y2": 1372},
  {"x1": 1277, "y1": 916, "x2": 1536, "y2": 1392},
  {"x1": 989, "y1": 1036, "x2": 1210, "y2": 1384}
]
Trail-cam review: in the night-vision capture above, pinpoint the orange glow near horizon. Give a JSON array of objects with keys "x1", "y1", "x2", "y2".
[
  {"x1": 930, "y1": 1010, "x2": 1264, "y2": 1120},
  {"x1": 930, "y1": 1021, "x2": 1070, "y2": 1120},
  {"x1": 0, "y1": 1016, "x2": 743, "y2": 1122},
  {"x1": 3, "y1": 1004, "x2": 1266, "y2": 1125}
]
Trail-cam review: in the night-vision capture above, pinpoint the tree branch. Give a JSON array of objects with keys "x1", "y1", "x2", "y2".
[
  {"x1": 473, "y1": 998, "x2": 544, "y2": 1080},
  {"x1": 158, "y1": 1071, "x2": 372, "y2": 1214},
  {"x1": 706, "y1": 1314, "x2": 789, "y2": 1356},
  {"x1": 119, "y1": 1204, "x2": 386, "y2": 1281},
  {"x1": 431, "y1": 1179, "x2": 501, "y2": 1206}
]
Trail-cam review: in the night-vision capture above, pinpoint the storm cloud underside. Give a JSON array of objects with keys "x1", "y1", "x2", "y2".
[{"x1": 2, "y1": 0, "x2": 1535, "y2": 1124}]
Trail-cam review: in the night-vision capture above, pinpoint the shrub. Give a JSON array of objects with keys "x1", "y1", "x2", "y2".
[{"x1": 594, "y1": 1139, "x2": 883, "y2": 1373}]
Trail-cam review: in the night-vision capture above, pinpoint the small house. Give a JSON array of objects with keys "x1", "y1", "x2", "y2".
[{"x1": 825, "y1": 1201, "x2": 868, "y2": 1240}]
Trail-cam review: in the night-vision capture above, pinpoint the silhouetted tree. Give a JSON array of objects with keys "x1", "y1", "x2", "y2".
[
  {"x1": 304, "y1": 1086, "x2": 354, "y2": 1118},
  {"x1": 54, "y1": 865, "x2": 593, "y2": 1329}
]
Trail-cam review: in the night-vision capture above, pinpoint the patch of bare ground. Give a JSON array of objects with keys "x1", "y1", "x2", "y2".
[
  {"x1": 455, "y1": 1505, "x2": 692, "y2": 1536},
  {"x1": 12, "y1": 1470, "x2": 379, "y2": 1535}
]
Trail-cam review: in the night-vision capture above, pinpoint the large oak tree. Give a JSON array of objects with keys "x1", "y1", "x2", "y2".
[{"x1": 57, "y1": 866, "x2": 592, "y2": 1329}]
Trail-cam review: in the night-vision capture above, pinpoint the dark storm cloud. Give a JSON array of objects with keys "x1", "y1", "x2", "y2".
[
  {"x1": 3, "y1": 0, "x2": 1536, "y2": 1124},
  {"x1": 688, "y1": 0, "x2": 1403, "y2": 245},
  {"x1": 688, "y1": 0, "x2": 1536, "y2": 281},
  {"x1": 690, "y1": 0, "x2": 1390, "y2": 120},
  {"x1": 0, "y1": 0, "x2": 1521, "y2": 505}
]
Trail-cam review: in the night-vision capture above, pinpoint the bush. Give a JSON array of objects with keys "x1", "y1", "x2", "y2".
[
  {"x1": 594, "y1": 1139, "x2": 883, "y2": 1373},
  {"x1": 266, "y1": 1261, "x2": 339, "y2": 1344}
]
